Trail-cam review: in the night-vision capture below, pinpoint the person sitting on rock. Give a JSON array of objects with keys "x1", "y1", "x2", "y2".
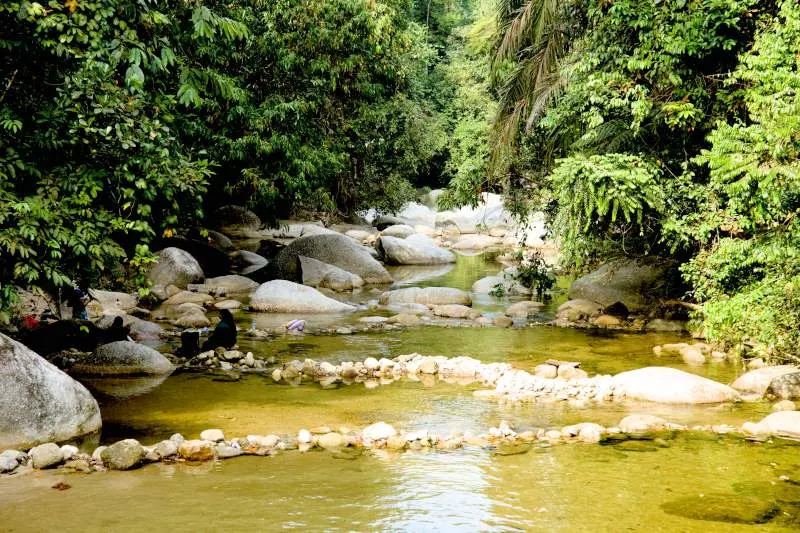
[
  {"x1": 201, "y1": 309, "x2": 237, "y2": 351},
  {"x1": 68, "y1": 286, "x2": 90, "y2": 320},
  {"x1": 102, "y1": 316, "x2": 131, "y2": 343}
]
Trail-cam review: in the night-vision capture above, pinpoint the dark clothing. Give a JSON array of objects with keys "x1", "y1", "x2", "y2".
[
  {"x1": 102, "y1": 316, "x2": 130, "y2": 343},
  {"x1": 201, "y1": 310, "x2": 237, "y2": 351}
]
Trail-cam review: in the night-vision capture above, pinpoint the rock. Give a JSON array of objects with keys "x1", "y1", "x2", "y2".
[
  {"x1": 568, "y1": 258, "x2": 677, "y2": 312},
  {"x1": 772, "y1": 400, "x2": 796, "y2": 412},
  {"x1": 72, "y1": 341, "x2": 173, "y2": 376},
  {"x1": 534, "y1": 364, "x2": 558, "y2": 379},
  {"x1": 766, "y1": 372, "x2": 800, "y2": 400},
  {"x1": 451, "y1": 234, "x2": 502, "y2": 250},
  {"x1": 556, "y1": 299, "x2": 603, "y2": 322},
  {"x1": 619, "y1": 414, "x2": 670, "y2": 434},
  {"x1": 0, "y1": 333, "x2": 102, "y2": 451},
  {"x1": 214, "y1": 444, "x2": 243, "y2": 459},
  {"x1": 214, "y1": 300, "x2": 243, "y2": 311},
  {"x1": 213, "y1": 205, "x2": 261, "y2": 235},
  {"x1": 148, "y1": 247, "x2": 205, "y2": 290},
  {"x1": 163, "y1": 291, "x2": 214, "y2": 306},
  {"x1": 203, "y1": 275, "x2": 259, "y2": 294},
  {"x1": 378, "y1": 236, "x2": 456, "y2": 265},
  {"x1": 644, "y1": 319, "x2": 687, "y2": 332},
  {"x1": 379, "y1": 287, "x2": 471, "y2": 306},
  {"x1": 345, "y1": 229, "x2": 375, "y2": 243},
  {"x1": 362, "y1": 422, "x2": 397, "y2": 441},
  {"x1": 175, "y1": 310, "x2": 210, "y2": 328},
  {"x1": 297, "y1": 429, "x2": 312, "y2": 444},
  {"x1": 578, "y1": 423, "x2": 605, "y2": 443},
  {"x1": 381, "y1": 224, "x2": 416, "y2": 238},
  {"x1": 29, "y1": 443, "x2": 63, "y2": 469},
  {"x1": 299, "y1": 256, "x2": 364, "y2": 292},
  {"x1": 386, "y1": 435, "x2": 407, "y2": 450},
  {"x1": 200, "y1": 429, "x2": 225, "y2": 442},
  {"x1": 431, "y1": 304, "x2": 479, "y2": 320},
  {"x1": 558, "y1": 365, "x2": 588, "y2": 380},
  {"x1": 178, "y1": 440, "x2": 215, "y2": 461},
  {"x1": 405, "y1": 233, "x2": 439, "y2": 249},
  {"x1": 751, "y1": 411, "x2": 800, "y2": 439},
  {"x1": 88, "y1": 289, "x2": 138, "y2": 312},
  {"x1": 60, "y1": 444, "x2": 79, "y2": 460},
  {"x1": 250, "y1": 280, "x2": 356, "y2": 313},
  {"x1": 101, "y1": 439, "x2": 145, "y2": 470},
  {"x1": 613, "y1": 367, "x2": 740, "y2": 404},
  {"x1": 0, "y1": 450, "x2": 22, "y2": 473},
  {"x1": 317, "y1": 432, "x2": 346, "y2": 450},
  {"x1": 680, "y1": 346, "x2": 706, "y2": 365},
  {"x1": 661, "y1": 494, "x2": 779, "y2": 525},
  {"x1": 730, "y1": 365, "x2": 799, "y2": 396},
  {"x1": 418, "y1": 359, "x2": 438, "y2": 374},
  {"x1": 387, "y1": 313, "x2": 423, "y2": 326},
  {"x1": 593, "y1": 314, "x2": 623, "y2": 328},
  {"x1": 229, "y1": 250, "x2": 269, "y2": 276},
  {"x1": 434, "y1": 193, "x2": 512, "y2": 233},
  {"x1": 506, "y1": 301, "x2": 544, "y2": 318},
  {"x1": 246, "y1": 435, "x2": 280, "y2": 449},
  {"x1": 493, "y1": 316, "x2": 513, "y2": 328},
  {"x1": 156, "y1": 236, "x2": 231, "y2": 278},
  {"x1": 152, "y1": 440, "x2": 179, "y2": 459},
  {"x1": 163, "y1": 301, "x2": 205, "y2": 320},
  {"x1": 359, "y1": 316, "x2": 388, "y2": 324},
  {"x1": 200, "y1": 229, "x2": 236, "y2": 252},
  {"x1": 267, "y1": 234, "x2": 391, "y2": 284}
]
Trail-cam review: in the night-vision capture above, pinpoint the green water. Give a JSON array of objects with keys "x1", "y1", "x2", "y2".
[{"x1": 2, "y1": 251, "x2": 797, "y2": 531}]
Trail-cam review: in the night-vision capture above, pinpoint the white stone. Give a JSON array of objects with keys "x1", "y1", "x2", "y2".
[{"x1": 362, "y1": 422, "x2": 397, "y2": 441}]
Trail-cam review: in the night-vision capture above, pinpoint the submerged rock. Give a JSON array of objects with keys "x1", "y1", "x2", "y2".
[
  {"x1": 379, "y1": 287, "x2": 471, "y2": 306},
  {"x1": 613, "y1": 367, "x2": 740, "y2": 404},
  {"x1": 0, "y1": 333, "x2": 102, "y2": 451},
  {"x1": 661, "y1": 494, "x2": 779, "y2": 525},
  {"x1": 250, "y1": 280, "x2": 356, "y2": 313}
]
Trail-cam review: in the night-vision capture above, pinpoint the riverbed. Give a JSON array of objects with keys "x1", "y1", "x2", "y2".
[{"x1": 1, "y1": 252, "x2": 798, "y2": 531}]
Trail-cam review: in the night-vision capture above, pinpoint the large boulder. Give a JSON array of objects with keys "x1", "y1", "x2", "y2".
[
  {"x1": 378, "y1": 236, "x2": 456, "y2": 265},
  {"x1": 613, "y1": 367, "x2": 740, "y2": 404},
  {"x1": 148, "y1": 247, "x2": 205, "y2": 290},
  {"x1": 229, "y1": 250, "x2": 269, "y2": 276},
  {"x1": 299, "y1": 256, "x2": 364, "y2": 292},
  {"x1": 267, "y1": 234, "x2": 391, "y2": 284},
  {"x1": 766, "y1": 372, "x2": 800, "y2": 400},
  {"x1": 556, "y1": 299, "x2": 603, "y2": 322},
  {"x1": 434, "y1": 193, "x2": 511, "y2": 233},
  {"x1": 88, "y1": 289, "x2": 138, "y2": 312},
  {"x1": 71, "y1": 341, "x2": 174, "y2": 376},
  {"x1": 380, "y1": 224, "x2": 416, "y2": 238},
  {"x1": 568, "y1": 258, "x2": 678, "y2": 312},
  {"x1": 379, "y1": 287, "x2": 471, "y2": 306},
  {"x1": 250, "y1": 280, "x2": 357, "y2": 313},
  {"x1": 202, "y1": 275, "x2": 259, "y2": 294},
  {"x1": 153, "y1": 237, "x2": 230, "y2": 277},
  {"x1": 730, "y1": 365, "x2": 799, "y2": 396},
  {"x1": 213, "y1": 205, "x2": 262, "y2": 236},
  {"x1": 0, "y1": 333, "x2": 102, "y2": 450},
  {"x1": 96, "y1": 314, "x2": 163, "y2": 342}
]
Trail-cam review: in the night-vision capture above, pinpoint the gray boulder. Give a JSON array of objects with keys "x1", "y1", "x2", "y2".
[
  {"x1": 101, "y1": 439, "x2": 145, "y2": 470},
  {"x1": 229, "y1": 250, "x2": 269, "y2": 275},
  {"x1": 766, "y1": 372, "x2": 800, "y2": 400},
  {"x1": 202, "y1": 275, "x2": 259, "y2": 294},
  {"x1": 0, "y1": 333, "x2": 102, "y2": 451},
  {"x1": 88, "y1": 289, "x2": 138, "y2": 312},
  {"x1": 250, "y1": 280, "x2": 357, "y2": 313},
  {"x1": 731, "y1": 365, "x2": 799, "y2": 396},
  {"x1": 556, "y1": 299, "x2": 603, "y2": 322},
  {"x1": 379, "y1": 287, "x2": 471, "y2": 306},
  {"x1": 568, "y1": 258, "x2": 677, "y2": 312},
  {"x1": 613, "y1": 367, "x2": 740, "y2": 404},
  {"x1": 471, "y1": 275, "x2": 530, "y2": 296},
  {"x1": 214, "y1": 205, "x2": 262, "y2": 236},
  {"x1": 267, "y1": 234, "x2": 391, "y2": 284},
  {"x1": 381, "y1": 224, "x2": 416, "y2": 238},
  {"x1": 378, "y1": 236, "x2": 456, "y2": 265},
  {"x1": 149, "y1": 247, "x2": 205, "y2": 290},
  {"x1": 299, "y1": 256, "x2": 364, "y2": 292},
  {"x1": 72, "y1": 341, "x2": 174, "y2": 376}
]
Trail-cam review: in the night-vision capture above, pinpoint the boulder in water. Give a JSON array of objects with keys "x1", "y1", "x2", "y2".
[
  {"x1": 0, "y1": 333, "x2": 102, "y2": 450},
  {"x1": 250, "y1": 280, "x2": 356, "y2": 313},
  {"x1": 101, "y1": 439, "x2": 145, "y2": 470},
  {"x1": 202, "y1": 275, "x2": 259, "y2": 294},
  {"x1": 613, "y1": 367, "x2": 740, "y2": 404},
  {"x1": 380, "y1": 224, "x2": 416, "y2": 238},
  {"x1": 267, "y1": 234, "x2": 391, "y2": 284},
  {"x1": 148, "y1": 247, "x2": 204, "y2": 290},
  {"x1": 471, "y1": 275, "x2": 531, "y2": 296},
  {"x1": 213, "y1": 205, "x2": 262, "y2": 236},
  {"x1": 731, "y1": 365, "x2": 799, "y2": 396},
  {"x1": 299, "y1": 256, "x2": 364, "y2": 292},
  {"x1": 451, "y1": 234, "x2": 503, "y2": 250},
  {"x1": 556, "y1": 299, "x2": 603, "y2": 322},
  {"x1": 379, "y1": 287, "x2": 471, "y2": 306},
  {"x1": 766, "y1": 372, "x2": 800, "y2": 400},
  {"x1": 568, "y1": 257, "x2": 678, "y2": 312},
  {"x1": 748, "y1": 411, "x2": 800, "y2": 439},
  {"x1": 72, "y1": 341, "x2": 174, "y2": 376},
  {"x1": 431, "y1": 304, "x2": 480, "y2": 319},
  {"x1": 377, "y1": 236, "x2": 455, "y2": 265}
]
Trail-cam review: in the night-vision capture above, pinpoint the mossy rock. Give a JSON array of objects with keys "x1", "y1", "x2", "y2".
[{"x1": 661, "y1": 494, "x2": 779, "y2": 524}]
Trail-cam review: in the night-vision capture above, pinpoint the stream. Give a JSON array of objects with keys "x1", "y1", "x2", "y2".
[{"x1": 1, "y1": 253, "x2": 798, "y2": 531}]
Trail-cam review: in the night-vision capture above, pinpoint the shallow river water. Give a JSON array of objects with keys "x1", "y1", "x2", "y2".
[{"x1": 1, "y1": 253, "x2": 799, "y2": 531}]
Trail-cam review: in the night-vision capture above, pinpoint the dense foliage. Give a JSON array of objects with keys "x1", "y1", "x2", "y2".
[
  {"x1": 478, "y1": 0, "x2": 799, "y2": 360},
  {"x1": 0, "y1": 0, "x2": 475, "y2": 318}
]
